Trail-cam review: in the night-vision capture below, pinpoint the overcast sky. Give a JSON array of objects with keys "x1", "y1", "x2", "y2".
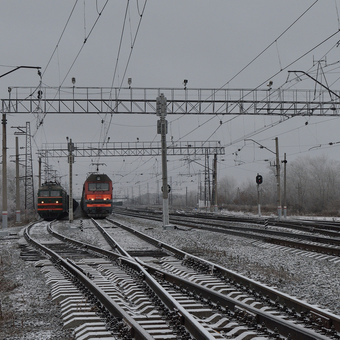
[{"x1": 1, "y1": 1, "x2": 340, "y2": 197}]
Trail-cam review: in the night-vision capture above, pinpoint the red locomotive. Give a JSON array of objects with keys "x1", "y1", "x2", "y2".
[{"x1": 81, "y1": 173, "x2": 113, "y2": 218}]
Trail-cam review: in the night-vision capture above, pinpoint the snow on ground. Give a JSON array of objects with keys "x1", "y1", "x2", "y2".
[
  {"x1": 0, "y1": 227, "x2": 74, "y2": 340},
  {"x1": 112, "y1": 214, "x2": 340, "y2": 316},
  {"x1": 0, "y1": 213, "x2": 339, "y2": 339}
]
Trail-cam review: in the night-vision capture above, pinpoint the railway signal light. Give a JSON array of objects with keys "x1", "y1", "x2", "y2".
[
  {"x1": 256, "y1": 174, "x2": 263, "y2": 185},
  {"x1": 156, "y1": 93, "x2": 167, "y2": 116}
]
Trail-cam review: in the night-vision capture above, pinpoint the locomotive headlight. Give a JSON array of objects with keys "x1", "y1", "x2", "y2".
[
  {"x1": 56, "y1": 200, "x2": 59, "y2": 203},
  {"x1": 41, "y1": 201, "x2": 44, "y2": 203},
  {"x1": 103, "y1": 198, "x2": 107, "y2": 201}
]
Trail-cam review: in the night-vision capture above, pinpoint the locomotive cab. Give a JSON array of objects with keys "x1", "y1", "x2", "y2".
[
  {"x1": 81, "y1": 174, "x2": 113, "y2": 218},
  {"x1": 37, "y1": 182, "x2": 69, "y2": 220}
]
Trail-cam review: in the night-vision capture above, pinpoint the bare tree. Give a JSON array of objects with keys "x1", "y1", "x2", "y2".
[
  {"x1": 287, "y1": 155, "x2": 340, "y2": 214},
  {"x1": 218, "y1": 175, "x2": 237, "y2": 205}
]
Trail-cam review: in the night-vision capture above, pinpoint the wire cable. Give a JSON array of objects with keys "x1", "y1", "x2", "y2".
[
  {"x1": 98, "y1": 0, "x2": 148, "y2": 160},
  {"x1": 222, "y1": 0, "x2": 320, "y2": 88},
  {"x1": 170, "y1": 1, "x2": 322, "y2": 147},
  {"x1": 35, "y1": 0, "x2": 109, "y2": 137},
  {"x1": 43, "y1": 0, "x2": 79, "y2": 77}
]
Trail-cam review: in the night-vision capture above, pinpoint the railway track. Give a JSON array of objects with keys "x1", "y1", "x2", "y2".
[
  {"x1": 115, "y1": 208, "x2": 340, "y2": 257},
  {"x1": 21, "y1": 218, "x2": 340, "y2": 339}
]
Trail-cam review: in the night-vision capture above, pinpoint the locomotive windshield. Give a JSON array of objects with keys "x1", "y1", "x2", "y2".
[
  {"x1": 39, "y1": 190, "x2": 49, "y2": 197},
  {"x1": 88, "y1": 183, "x2": 109, "y2": 191},
  {"x1": 39, "y1": 190, "x2": 61, "y2": 196}
]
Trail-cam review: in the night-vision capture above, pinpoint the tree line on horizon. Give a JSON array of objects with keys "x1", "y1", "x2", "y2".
[
  {"x1": 217, "y1": 154, "x2": 340, "y2": 216},
  {"x1": 1, "y1": 154, "x2": 339, "y2": 224}
]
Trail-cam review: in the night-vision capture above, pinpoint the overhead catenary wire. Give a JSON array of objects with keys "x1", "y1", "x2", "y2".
[
  {"x1": 170, "y1": 1, "x2": 322, "y2": 146},
  {"x1": 334, "y1": 0, "x2": 340, "y2": 30},
  {"x1": 9, "y1": 2, "x2": 340, "y2": 189},
  {"x1": 98, "y1": 0, "x2": 148, "y2": 162},
  {"x1": 202, "y1": 27, "x2": 340, "y2": 155},
  {"x1": 34, "y1": 0, "x2": 109, "y2": 137},
  {"x1": 60, "y1": 0, "x2": 109, "y2": 86},
  {"x1": 43, "y1": 0, "x2": 79, "y2": 77},
  {"x1": 221, "y1": 0, "x2": 320, "y2": 89}
]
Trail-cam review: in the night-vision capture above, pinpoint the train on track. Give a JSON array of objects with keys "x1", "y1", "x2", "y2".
[
  {"x1": 37, "y1": 181, "x2": 78, "y2": 221},
  {"x1": 80, "y1": 173, "x2": 113, "y2": 218}
]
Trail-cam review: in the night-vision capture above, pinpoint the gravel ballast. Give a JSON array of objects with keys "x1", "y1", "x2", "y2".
[
  {"x1": 0, "y1": 214, "x2": 339, "y2": 339},
  {"x1": 0, "y1": 229, "x2": 74, "y2": 340}
]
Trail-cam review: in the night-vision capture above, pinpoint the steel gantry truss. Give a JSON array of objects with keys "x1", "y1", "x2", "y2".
[
  {"x1": 37, "y1": 140, "x2": 225, "y2": 158},
  {"x1": 2, "y1": 85, "x2": 340, "y2": 226},
  {"x1": 13, "y1": 122, "x2": 35, "y2": 213},
  {"x1": 2, "y1": 86, "x2": 340, "y2": 116}
]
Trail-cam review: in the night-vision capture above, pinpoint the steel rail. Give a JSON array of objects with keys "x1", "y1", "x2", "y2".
[
  {"x1": 117, "y1": 209, "x2": 340, "y2": 255},
  {"x1": 137, "y1": 258, "x2": 334, "y2": 340},
  {"x1": 169, "y1": 213, "x2": 340, "y2": 247},
  {"x1": 183, "y1": 212, "x2": 340, "y2": 238},
  {"x1": 107, "y1": 215, "x2": 340, "y2": 333},
  {"x1": 24, "y1": 222, "x2": 154, "y2": 340},
  {"x1": 90, "y1": 218, "x2": 131, "y2": 258},
  {"x1": 91, "y1": 218, "x2": 219, "y2": 339},
  {"x1": 28, "y1": 221, "x2": 223, "y2": 339}
]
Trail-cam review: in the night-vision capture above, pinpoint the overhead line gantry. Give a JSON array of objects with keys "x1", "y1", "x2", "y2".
[
  {"x1": 38, "y1": 140, "x2": 225, "y2": 158},
  {"x1": 2, "y1": 86, "x2": 340, "y2": 116},
  {"x1": 2, "y1": 85, "x2": 340, "y2": 226}
]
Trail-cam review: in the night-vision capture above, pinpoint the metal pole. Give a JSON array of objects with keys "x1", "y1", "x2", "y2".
[
  {"x1": 211, "y1": 154, "x2": 218, "y2": 212},
  {"x1": 15, "y1": 137, "x2": 21, "y2": 223},
  {"x1": 68, "y1": 138, "x2": 74, "y2": 222},
  {"x1": 275, "y1": 137, "x2": 282, "y2": 219},
  {"x1": 186, "y1": 187, "x2": 188, "y2": 207},
  {"x1": 257, "y1": 183, "x2": 261, "y2": 217},
  {"x1": 38, "y1": 157, "x2": 42, "y2": 188},
  {"x1": 283, "y1": 153, "x2": 287, "y2": 218},
  {"x1": 157, "y1": 93, "x2": 171, "y2": 228},
  {"x1": 0, "y1": 66, "x2": 41, "y2": 228},
  {"x1": 2, "y1": 113, "x2": 8, "y2": 229}
]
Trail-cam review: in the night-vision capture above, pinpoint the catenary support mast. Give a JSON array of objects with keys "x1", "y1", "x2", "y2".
[{"x1": 157, "y1": 94, "x2": 171, "y2": 228}]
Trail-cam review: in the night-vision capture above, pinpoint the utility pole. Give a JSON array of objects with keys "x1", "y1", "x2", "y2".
[
  {"x1": 245, "y1": 138, "x2": 281, "y2": 219},
  {"x1": 68, "y1": 138, "x2": 75, "y2": 222},
  {"x1": 15, "y1": 137, "x2": 21, "y2": 223},
  {"x1": 13, "y1": 122, "x2": 35, "y2": 217},
  {"x1": 24, "y1": 122, "x2": 35, "y2": 214},
  {"x1": 38, "y1": 157, "x2": 42, "y2": 188},
  {"x1": 2, "y1": 112, "x2": 8, "y2": 229},
  {"x1": 211, "y1": 154, "x2": 218, "y2": 212},
  {"x1": 282, "y1": 153, "x2": 287, "y2": 218},
  {"x1": 187, "y1": 187, "x2": 189, "y2": 207},
  {"x1": 204, "y1": 151, "x2": 210, "y2": 210},
  {"x1": 257, "y1": 181, "x2": 261, "y2": 217},
  {"x1": 157, "y1": 93, "x2": 171, "y2": 228},
  {"x1": 275, "y1": 137, "x2": 282, "y2": 219},
  {"x1": 0, "y1": 65, "x2": 41, "y2": 229},
  {"x1": 256, "y1": 174, "x2": 263, "y2": 217}
]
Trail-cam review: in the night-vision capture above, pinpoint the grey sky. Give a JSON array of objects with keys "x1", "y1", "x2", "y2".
[{"x1": 1, "y1": 1, "x2": 340, "y2": 197}]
